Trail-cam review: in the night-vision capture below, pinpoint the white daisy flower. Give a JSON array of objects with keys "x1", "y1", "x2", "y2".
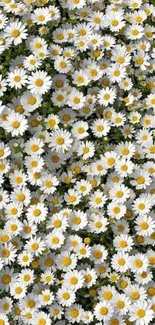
[{"x1": 27, "y1": 70, "x2": 52, "y2": 95}]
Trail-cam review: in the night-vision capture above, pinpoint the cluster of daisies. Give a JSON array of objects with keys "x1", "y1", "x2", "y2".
[{"x1": 0, "y1": 0, "x2": 155, "y2": 324}]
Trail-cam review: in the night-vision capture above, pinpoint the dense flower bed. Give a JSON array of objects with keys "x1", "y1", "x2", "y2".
[{"x1": 0, "y1": 0, "x2": 155, "y2": 324}]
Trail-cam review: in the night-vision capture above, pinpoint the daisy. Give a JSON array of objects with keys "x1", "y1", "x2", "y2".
[
  {"x1": 69, "y1": 212, "x2": 87, "y2": 233},
  {"x1": 54, "y1": 56, "x2": 71, "y2": 73},
  {"x1": 105, "y1": 11, "x2": 125, "y2": 32},
  {"x1": 7, "y1": 68, "x2": 27, "y2": 89},
  {"x1": 98, "y1": 285, "x2": 117, "y2": 302},
  {"x1": 107, "y1": 64, "x2": 127, "y2": 83},
  {"x1": 26, "y1": 203, "x2": 48, "y2": 224},
  {"x1": 46, "y1": 230, "x2": 65, "y2": 250},
  {"x1": 91, "y1": 244, "x2": 108, "y2": 264},
  {"x1": 98, "y1": 87, "x2": 116, "y2": 106},
  {"x1": 0, "y1": 297, "x2": 13, "y2": 315},
  {"x1": 40, "y1": 174, "x2": 59, "y2": 194},
  {"x1": 10, "y1": 281, "x2": 27, "y2": 299},
  {"x1": 113, "y1": 234, "x2": 134, "y2": 252},
  {"x1": 31, "y1": 312, "x2": 51, "y2": 325},
  {"x1": 65, "y1": 304, "x2": 83, "y2": 324},
  {"x1": 31, "y1": 8, "x2": 51, "y2": 25},
  {"x1": 0, "y1": 314, "x2": 9, "y2": 325},
  {"x1": 0, "y1": 189, "x2": 9, "y2": 209},
  {"x1": 126, "y1": 24, "x2": 144, "y2": 39},
  {"x1": 40, "y1": 270, "x2": 55, "y2": 285},
  {"x1": 89, "y1": 190, "x2": 107, "y2": 208},
  {"x1": 25, "y1": 137, "x2": 44, "y2": 155},
  {"x1": 89, "y1": 215, "x2": 108, "y2": 234},
  {"x1": 125, "y1": 284, "x2": 147, "y2": 302},
  {"x1": 135, "y1": 215, "x2": 155, "y2": 236},
  {"x1": 23, "y1": 55, "x2": 42, "y2": 71},
  {"x1": 109, "y1": 184, "x2": 130, "y2": 203},
  {"x1": 38, "y1": 289, "x2": 54, "y2": 306},
  {"x1": 24, "y1": 154, "x2": 44, "y2": 172},
  {"x1": 71, "y1": 121, "x2": 89, "y2": 139},
  {"x1": 27, "y1": 70, "x2": 52, "y2": 95},
  {"x1": 2, "y1": 112, "x2": 28, "y2": 136},
  {"x1": 115, "y1": 158, "x2": 134, "y2": 177},
  {"x1": 5, "y1": 201, "x2": 23, "y2": 219},
  {"x1": 17, "y1": 251, "x2": 33, "y2": 267},
  {"x1": 9, "y1": 170, "x2": 27, "y2": 188},
  {"x1": 56, "y1": 251, "x2": 77, "y2": 271},
  {"x1": 4, "y1": 218, "x2": 23, "y2": 237},
  {"x1": 63, "y1": 270, "x2": 84, "y2": 291},
  {"x1": 129, "y1": 301, "x2": 154, "y2": 325},
  {"x1": 45, "y1": 114, "x2": 60, "y2": 130},
  {"x1": 91, "y1": 119, "x2": 110, "y2": 137},
  {"x1": 72, "y1": 70, "x2": 90, "y2": 87},
  {"x1": 132, "y1": 196, "x2": 152, "y2": 215},
  {"x1": 57, "y1": 287, "x2": 76, "y2": 307},
  {"x1": 18, "y1": 268, "x2": 34, "y2": 286},
  {"x1": 49, "y1": 304, "x2": 63, "y2": 320},
  {"x1": 129, "y1": 254, "x2": 149, "y2": 274},
  {"x1": 5, "y1": 20, "x2": 27, "y2": 45},
  {"x1": 111, "y1": 252, "x2": 129, "y2": 273},
  {"x1": 77, "y1": 141, "x2": 95, "y2": 159},
  {"x1": 94, "y1": 301, "x2": 114, "y2": 322},
  {"x1": 49, "y1": 128, "x2": 73, "y2": 153},
  {"x1": 116, "y1": 141, "x2": 135, "y2": 158},
  {"x1": 67, "y1": 90, "x2": 86, "y2": 110},
  {"x1": 107, "y1": 203, "x2": 127, "y2": 220},
  {"x1": 25, "y1": 236, "x2": 46, "y2": 256},
  {"x1": 113, "y1": 294, "x2": 131, "y2": 315}
]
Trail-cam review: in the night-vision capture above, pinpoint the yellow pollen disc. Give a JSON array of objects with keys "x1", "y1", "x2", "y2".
[
  {"x1": 56, "y1": 137, "x2": 64, "y2": 145},
  {"x1": 70, "y1": 309, "x2": 79, "y2": 317},
  {"x1": 62, "y1": 257, "x2": 71, "y2": 266},
  {"x1": 104, "y1": 291, "x2": 112, "y2": 300},
  {"x1": 100, "y1": 307, "x2": 108, "y2": 315},
  {"x1": 70, "y1": 277, "x2": 78, "y2": 285},
  {"x1": 11, "y1": 29, "x2": 20, "y2": 37},
  {"x1": 131, "y1": 291, "x2": 140, "y2": 300},
  {"x1": 140, "y1": 222, "x2": 148, "y2": 230},
  {"x1": 136, "y1": 176, "x2": 145, "y2": 184},
  {"x1": 12, "y1": 121, "x2": 20, "y2": 128},
  {"x1": 119, "y1": 240, "x2": 127, "y2": 248},
  {"x1": 94, "y1": 250, "x2": 102, "y2": 259},
  {"x1": 14, "y1": 76, "x2": 21, "y2": 82},
  {"x1": 136, "y1": 309, "x2": 145, "y2": 318},
  {"x1": 15, "y1": 287, "x2": 22, "y2": 294},
  {"x1": 28, "y1": 97, "x2": 37, "y2": 105},
  {"x1": 117, "y1": 300, "x2": 125, "y2": 309},
  {"x1": 35, "y1": 79, "x2": 43, "y2": 87},
  {"x1": 112, "y1": 19, "x2": 118, "y2": 26},
  {"x1": 118, "y1": 258, "x2": 125, "y2": 266},
  {"x1": 134, "y1": 259, "x2": 143, "y2": 268}
]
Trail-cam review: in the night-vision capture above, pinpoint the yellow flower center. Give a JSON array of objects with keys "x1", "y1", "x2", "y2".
[
  {"x1": 56, "y1": 137, "x2": 64, "y2": 145},
  {"x1": 12, "y1": 121, "x2": 20, "y2": 128},
  {"x1": 136, "y1": 309, "x2": 145, "y2": 318},
  {"x1": 134, "y1": 259, "x2": 143, "y2": 268},
  {"x1": 131, "y1": 291, "x2": 140, "y2": 300},
  {"x1": 70, "y1": 309, "x2": 79, "y2": 318},
  {"x1": 100, "y1": 307, "x2": 108, "y2": 315},
  {"x1": 62, "y1": 257, "x2": 71, "y2": 266},
  {"x1": 112, "y1": 19, "x2": 118, "y2": 26},
  {"x1": 15, "y1": 287, "x2": 22, "y2": 294},
  {"x1": 28, "y1": 97, "x2": 37, "y2": 105},
  {"x1": 35, "y1": 79, "x2": 43, "y2": 87},
  {"x1": 63, "y1": 292, "x2": 70, "y2": 300},
  {"x1": 117, "y1": 300, "x2": 125, "y2": 309},
  {"x1": 103, "y1": 291, "x2": 112, "y2": 300},
  {"x1": 11, "y1": 29, "x2": 20, "y2": 37}
]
